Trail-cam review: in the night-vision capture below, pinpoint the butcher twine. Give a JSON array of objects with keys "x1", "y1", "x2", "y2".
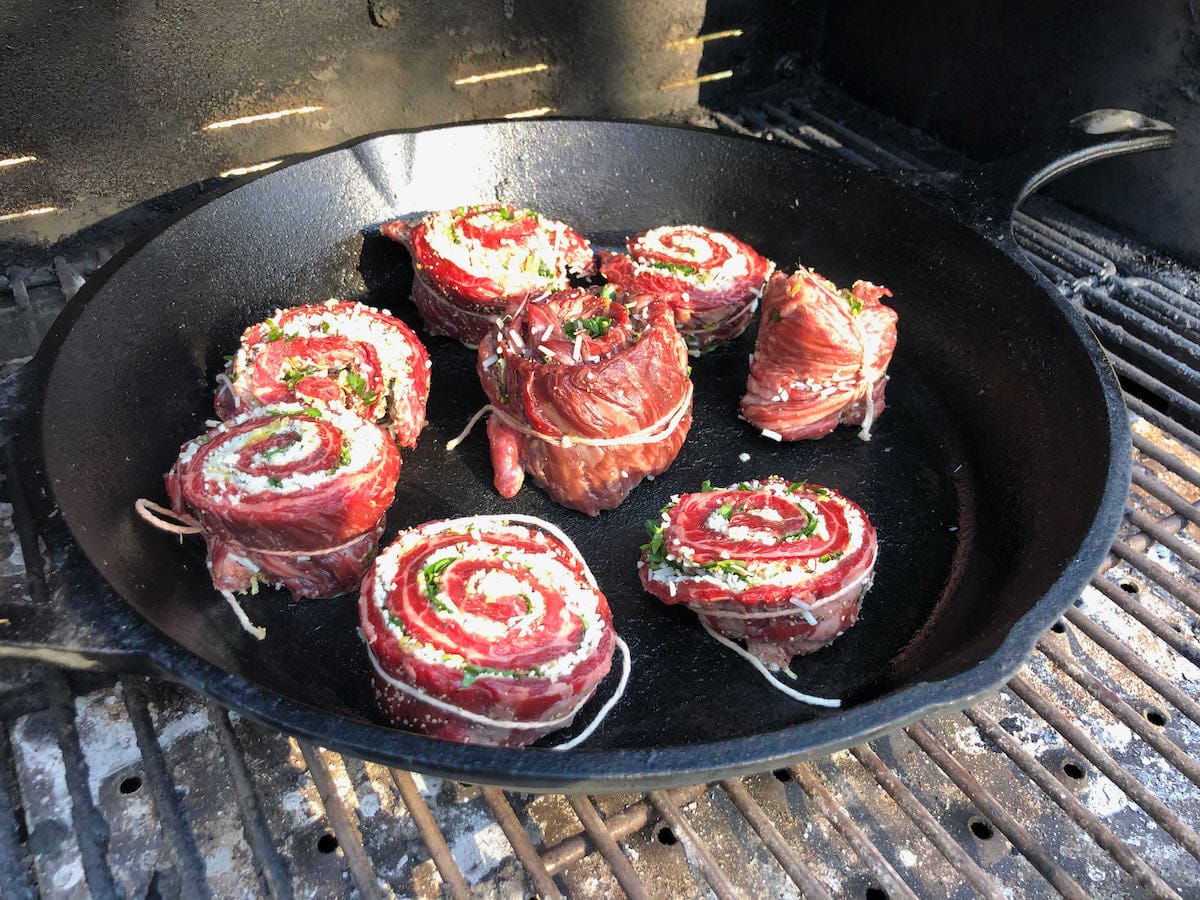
[
  {"x1": 445, "y1": 380, "x2": 693, "y2": 452},
  {"x1": 367, "y1": 514, "x2": 632, "y2": 750}
]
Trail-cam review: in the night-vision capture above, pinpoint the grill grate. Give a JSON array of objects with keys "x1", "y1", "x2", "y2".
[{"x1": 2, "y1": 91, "x2": 1199, "y2": 897}]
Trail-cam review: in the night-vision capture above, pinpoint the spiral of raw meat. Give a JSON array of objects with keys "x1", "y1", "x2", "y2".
[
  {"x1": 383, "y1": 205, "x2": 596, "y2": 346},
  {"x1": 215, "y1": 300, "x2": 431, "y2": 449},
  {"x1": 463, "y1": 286, "x2": 692, "y2": 515},
  {"x1": 599, "y1": 225, "x2": 773, "y2": 354},
  {"x1": 639, "y1": 477, "x2": 877, "y2": 673},
  {"x1": 359, "y1": 515, "x2": 619, "y2": 746},
  {"x1": 163, "y1": 403, "x2": 401, "y2": 601},
  {"x1": 741, "y1": 269, "x2": 898, "y2": 441}
]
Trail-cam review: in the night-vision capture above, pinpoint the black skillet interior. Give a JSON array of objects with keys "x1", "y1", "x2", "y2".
[{"x1": 34, "y1": 120, "x2": 1122, "y2": 778}]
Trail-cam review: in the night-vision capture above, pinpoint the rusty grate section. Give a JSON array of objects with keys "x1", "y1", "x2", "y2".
[{"x1": 1, "y1": 96, "x2": 1199, "y2": 897}]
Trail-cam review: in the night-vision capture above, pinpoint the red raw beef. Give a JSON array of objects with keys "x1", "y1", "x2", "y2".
[
  {"x1": 471, "y1": 286, "x2": 692, "y2": 516},
  {"x1": 215, "y1": 300, "x2": 430, "y2": 448},
  {"x1": 599, "y1": 225, "x2": 773, "y2": 354},
  {"x1": 359, "y1": 516, "x2": 616, "y2": 746},
  {"x1": 382, "y1": 205, "x2": 595, "y2": 346},
  {"x1": 639, "y1": 477, "x2": 877, "y2": 669},
  {"x1": 741, "y1": 269, "x2": 898, "y2": 441},
  {"x1": 166, "y1": 404, "x2": 401, "y2": 600}
]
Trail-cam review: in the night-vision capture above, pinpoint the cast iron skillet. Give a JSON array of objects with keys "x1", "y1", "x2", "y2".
[{"x1": 0, "y1": 112, "x2": 1174, "y2": 791}]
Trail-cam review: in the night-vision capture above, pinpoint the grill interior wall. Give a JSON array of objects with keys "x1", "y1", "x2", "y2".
[{"x1": 2, "y1": 1, "x2": 1198, "y2": 263}]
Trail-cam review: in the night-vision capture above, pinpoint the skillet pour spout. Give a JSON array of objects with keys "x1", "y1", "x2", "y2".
[{"x1": 0, "y1": 110, "x2": 1174, "y2": 791}]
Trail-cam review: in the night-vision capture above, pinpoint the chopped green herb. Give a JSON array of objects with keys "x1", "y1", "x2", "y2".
[
  {"x1": 818, "y1": 550, "x2": 844, "y2": 563},
  {"x1": 564, "y1": 316, "x2": 613, "y2": 340},
  {"x1": 267, "y1": 476, "x2": 283, "y2": 488},
  {"x1": 282, "y1": 366, "x2": 316, "y2": 389},
  {"x1": 649, "y1": 259, "x2": 698, "y2": 277},
  {"x1": 841, "y1": 288, "x2": 863, "y2": 315},
  {"x1": 339, "y1": 442, "x2": 351, "y2": 467},
  {"x1": 700, "y1": 479, "x2": 716, "y2": 492},
  {"x1": 421, "y1": 557, "x2": 456, "y2": 611},
  {"x1": 786, "y1": 481, "x2": 807, "y2": 494},
  {"x1": 783, "y1": 505, "x2": 819, "y2": 540},
  {"x1": 641, "y1": 519, "x2": 669, "y2": 567},
  {"x1": 717, "y1": 501, "x2": 735, "y2": 521},
  {"x1": 223, "y1": 353, "x2": 235, "y2": 363},
  {"x1": 386, "y1": 611, "x2": 405, "y2": 629},
  {"x1": 702, "y1": 559, "x2": 751, "y2": 579},
  {"x1": 461, "y1": 663, "x2": 538, "y2": 687},
  {"x1": 599, "y1": 283, "x2": 617, "y2": 300},
  {"x1": 302, "y1": 408, "x2": 322, "y2": 418},
  {"x1": 343, "y1": 370, "x2": 377, "y2": 405},
  {"x1": 770, "y1": 307, "x2": 783, "y2": 322},
  {"x1": 493, "y1": 356, "x2": 508, "y2": 404},
  {"x1": 737, "y1": 481, "x2": 751, "y2": 491},
  {"x1": 264, "y1": 318, "x2": 284, "y2": 342}
]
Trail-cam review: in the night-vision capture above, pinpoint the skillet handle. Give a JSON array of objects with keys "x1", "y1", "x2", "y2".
[
  {"x1": 953, "y1": 109, "x2": 1175, "y2": 238},
  {"x1": 2, "y1": 435, "x2": 165, "y2": 675},
  {"x1": 0, "y1": 361, "x2": 39, "y2": 448}
]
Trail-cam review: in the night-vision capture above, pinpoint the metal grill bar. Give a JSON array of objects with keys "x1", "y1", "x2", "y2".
[
  {"x1": 789, "y1": 762, "x2": 920, "y2": 900},
  {"x1": 567, "y1": 795, "x2": 647, "y2": 899},
  {"x1": 1133, "y1": 432, "x2": 1200, "y2": 487},
  {"x1": 298, "y1": 743, "x2": 384, "y2": 899},
  {"x1": 42, "y1": 670, "x2": 119, "y2": 898},
  {"x1": 717, "y1": 777, "x2": 834, "y2": 900},
  {"x1": 1125, "y1": 508, "x2": 1200, "y2": 571},
  {"x1": 905, "y1": 721, "x2": 1091, "y2": 899},
  {"x1": 963, "y1": 705, "x2": 1181, "y2": 900},
  {"x1": 1063, "y1": 607, "x2": 1200, "y2": 726},
  {"x1": 1089, "y1": 573, "x2": 1199, "y2": 666},
  {"x1": 0, "y1": 722, "x2": 35, "y2": 898},
  {"x1": 1007, "y1": 675, "x2": 1200, "y2": 865},
  {"x1": 845, "y1": 745, "x2": 1004, "y2": 899},
  {"x1": 119, "y1": 678, "x2": 210, "y2": 899},
  {"x1": 389, "y1": 769, "x2": 471, "y2": 898},
  {"x1": 1126, "y1": 391, "x2": 1200, "y2": 453},
  {"x1": 539, "y1": 785, "x2": 708, "y2": 875},
  {"x1": 206, "y1": 705, "x2": 294, "y2": 898},
  {"x1": 1133, "y1": 469, "x2": 1200, "y2": 529},
  {"x1": 481, "y1": 787, "x2": 562, "y2": 899},
  {"x1": 1109, "y1": 540, "x2": 1200, "y2": 616},
  {"x1": 1036, "y1": 637, "x2": 1200, "y2": 791},
  {"x1": 647, "y1": 790, "x2": 744, "y2": 900}
]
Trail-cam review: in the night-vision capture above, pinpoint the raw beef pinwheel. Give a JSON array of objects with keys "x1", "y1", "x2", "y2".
[
  {"x1": 598, "y1": 225, "x2": 773, "y2": 354},
  {"x1": 359, "y1": 515, "x2": 628, "y2": 747},
  {"x1": 382, "y1": 204, "x2": 596, "y2": 346},
  {"x1": 137, "y1": 403, "x2": 401, "y2": 633},
  {"x1": 215, "y1": 300, "x2": 431, "y2": 449},
  {"x1": 639, "y1": 477, "x2": 877, "y2": 705},
  {"x1": 741, "y1": 268, "x2": 898, "y2": 441},
  {"x1": 456, "y1": 286, "x2": 693, "y2": 516}
]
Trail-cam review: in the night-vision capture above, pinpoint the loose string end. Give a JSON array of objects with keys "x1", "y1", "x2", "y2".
[
  {"x1": 699, "y1": 619, "x2": 840, "y2": 708},
  {"x1": 220, "y1": 590, "x2": 267, "y2": 641},
  {"x1": 134, "y1": 498, "x2": 204, "y2": 536},
  {"x1": 445, "y1": 404, "x2": 496, "y2": 452},
  {"x1": 552, "y1": 633, "x2": 632, "y2": 751}
]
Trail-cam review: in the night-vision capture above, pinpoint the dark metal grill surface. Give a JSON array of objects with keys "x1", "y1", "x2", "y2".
[{"x1": 2, "y1": 92, "x2": 1199, "y2": 898}]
